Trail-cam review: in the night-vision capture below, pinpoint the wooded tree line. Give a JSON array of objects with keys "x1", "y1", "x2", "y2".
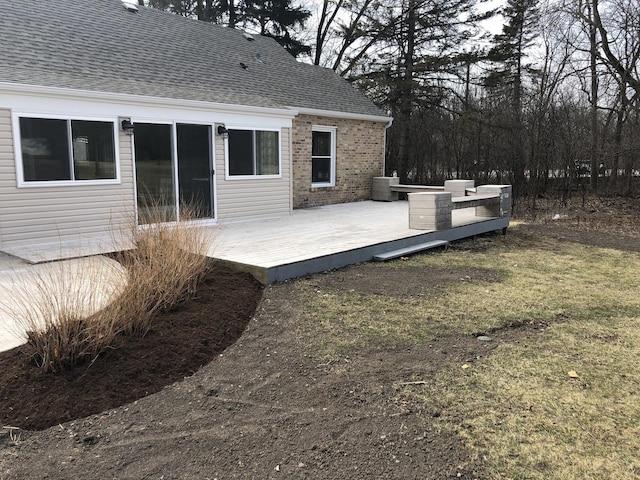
[{"x1": 143, "y1": 0, "x2": 640, "y2": 199}]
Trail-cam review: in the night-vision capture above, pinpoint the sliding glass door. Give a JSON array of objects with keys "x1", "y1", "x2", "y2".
[
  {"x1": 177, "y1": 124, "x2": 213, "y2": 218},
  {"x1": 134, "y1": 123, "x2": 175, "y2": 223},
  {"x1": 134, "y1": 123, "x2": 213, "y2": 224}
]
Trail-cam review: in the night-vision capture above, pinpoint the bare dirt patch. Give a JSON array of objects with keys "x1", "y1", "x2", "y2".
[
  {"x1": 0, "y1": 196, "x2": 638, "y2": 479},
  {"x1": 309, "y1": 264, "x2": 502, "y2": 297},
  {"x1": 516, "y1": 194, "x2": 640, "y2": 238},
  {"x1": 0, "y1": 281, "x2": 498, "y2": 479},
  {"x1": 516, "y1": 222, "x2": 640, "y2": 253}
]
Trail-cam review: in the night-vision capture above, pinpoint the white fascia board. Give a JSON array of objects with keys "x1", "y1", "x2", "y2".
[
  {"x1": 0, "y1": 82, "x2": 297, "y2": 119},
  {"x1": 292, "y1": 106, "x2": 392, "y2": 124}
]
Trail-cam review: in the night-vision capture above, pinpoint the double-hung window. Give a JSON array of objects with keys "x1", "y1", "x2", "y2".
[
  {"x1": 311, "y1": 126, "x2": 336, "y2": 187},
  {"x1": 227, "y1": 128, "x2": 280, "y2": 177},
  {"x1": 17, "y1": 116, "x2": 118, "y2": 185}
]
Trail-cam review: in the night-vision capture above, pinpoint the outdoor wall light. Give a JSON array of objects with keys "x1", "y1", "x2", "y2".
[
  {"x1": 217, "y1": 125, "x2": 229, "y2": 139},
  {"x1": 121, "y1": 119, "x2": 135, "y2": 136}
]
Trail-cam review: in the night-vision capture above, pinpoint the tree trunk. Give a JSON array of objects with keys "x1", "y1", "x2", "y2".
[
  {"x1": 588, "y1": 0, "x2": 599, "y2": 190},
  {"x1": 228, "y1": 0, "x2": 237, "y2": 28},
  {"x1": 397, "y1": 0, "x2": 416, "y2": 183},
  {"x1": 314, "y1": 0, "x2": 330, "y2": 65},
  {"x1": 608, "y1": 102, "x2": 624, "y2": 192}
]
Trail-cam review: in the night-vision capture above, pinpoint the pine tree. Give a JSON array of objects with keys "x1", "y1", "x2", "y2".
[
  {"x1": 484, "y1": 0, "x2": 540, "y2": 196},
  {"x1": 365, "y1": 0, "x2": 485, "y2": 182},
  {"x1": 147, "y1": 0, "x2": 311, "y2": 57},
  {"x1": 243, "y1": 0, "x2": 311, "y2": 57},
  {"x1": 486, "y1": 0, "x2": 540, "y2": 113}
]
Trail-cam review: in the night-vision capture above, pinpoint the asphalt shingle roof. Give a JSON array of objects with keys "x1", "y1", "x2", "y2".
[{"x1": 0, "y1": 0, "x2": 387, "y2": 118}]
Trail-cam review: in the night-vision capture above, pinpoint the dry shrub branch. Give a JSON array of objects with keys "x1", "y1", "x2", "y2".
[{"x1": 2, "y1": 257, "x2": 125, "y2": 372}]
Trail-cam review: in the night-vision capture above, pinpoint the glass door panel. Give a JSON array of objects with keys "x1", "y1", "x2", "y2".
[
  {"x1": 134, "y1": 123, "x2": 176, "y2": 224},
  {"x1": 177, "y1": 124, "x2": 213, "y2": 219}
]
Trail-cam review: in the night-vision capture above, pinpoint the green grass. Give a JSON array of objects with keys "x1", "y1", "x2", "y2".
[
  {"x1": 412, "y1": 316, "x2": 640, "y2": 479},
  {"x1": 290, "y1": 225, "x2": 640, "y2": 478},
  {"x1": 293, "y1": 230, "x2": 640, "y2": 356}
]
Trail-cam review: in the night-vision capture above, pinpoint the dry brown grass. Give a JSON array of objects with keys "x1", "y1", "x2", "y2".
[
  {"x1": 290, "y1": 223, "x2": 640, "y2": 478},
  {"x1": 1, "y1": 257, "x2": 125, "y2": 372},
  {"x1": 394, "y1": 229, "x2": 640, "y2": 479},
  {"x1": 112, "y1": 203, "x2": 211, "y2": 335},
  {"x1": 1, "y1": 202, "x2": 213, "y2": 372},
  {"x1": 515, "y1": 193, "x2": 640, "y2": 237}
]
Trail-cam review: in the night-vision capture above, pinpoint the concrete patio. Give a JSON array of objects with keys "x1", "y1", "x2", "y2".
[
  {"x1": 0, "y1": 200, "x2": 510, "y2": 351},
  {"x1": 209, "y1": 200, "x2": 509, "y2": 283}
]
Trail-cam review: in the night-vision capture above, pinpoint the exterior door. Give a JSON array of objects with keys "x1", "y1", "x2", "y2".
[
  {"x1": 134, "y1": 122, "x2": 214, "y2": 224},
  {"x1": 177, "y1": 124, "x2": 213, "y2": 219},
  {"x1": 134, "y1": 123, "x2": 176, "y2": 223}
]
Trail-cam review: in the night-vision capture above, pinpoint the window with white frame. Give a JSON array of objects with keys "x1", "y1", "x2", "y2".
[
  {"x1": 227, "y1": 129, "x2": 280, "y2": 177},
  {"x1": 18, "y1": 117, "x2": 117, "y2": 183},
  {"x1": 311, "y1": 126, "x2": 336, "y2": 187}
]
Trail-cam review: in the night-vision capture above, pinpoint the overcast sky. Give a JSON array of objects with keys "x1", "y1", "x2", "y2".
[
  {"x1": 481, "y1": 0, "x2": 507, "y2": 34},
  {"x1": 304, "y1": 0, "x2": 507, "y2": 38}
]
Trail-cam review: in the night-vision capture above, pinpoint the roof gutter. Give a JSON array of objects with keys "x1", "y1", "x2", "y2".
[
  {"x1": 292, "y1": 106, "x2": 392, "y2": 124},
  {"x1": 0, "y1": 82, "x2": 297, "y2": 119}
]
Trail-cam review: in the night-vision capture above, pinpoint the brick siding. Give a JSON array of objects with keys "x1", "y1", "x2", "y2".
[{"x1": 291, "y1": 114, "x2": 386, "y2": 208}]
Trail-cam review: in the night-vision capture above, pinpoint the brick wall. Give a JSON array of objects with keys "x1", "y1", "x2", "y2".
[{"x1": 291, "y1": 114, "x2": 387, "y2": 208}]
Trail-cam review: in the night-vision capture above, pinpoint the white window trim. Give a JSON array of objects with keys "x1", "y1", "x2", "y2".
[
  {"x1": 224, "y1": 126, "x2": 282, "y2": 180},
  {"x1": 311, "y1": 125, "x2": 337, "y2": 188},
  {"x1": 12, "y1": 112, "x2": 121, "y2": 188}
]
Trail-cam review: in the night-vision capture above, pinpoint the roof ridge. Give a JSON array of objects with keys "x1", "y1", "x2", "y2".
[{"x1": 0, "y1": 0, "x2": 387, "y2": 118}]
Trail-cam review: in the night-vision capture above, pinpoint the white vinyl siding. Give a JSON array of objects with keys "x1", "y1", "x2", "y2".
[
  {"x1": 0, "y1": 109, "x2": 14, "y2": 248},
  {"x1": 0, "y1": 108, "x2": 135, "y2": 248},
  {"x1": 0, "y1": 88, "x2": 295, "y2": 255},
  {"x1": 215, "y1": 127, "x2": 291, "y2": 222}
]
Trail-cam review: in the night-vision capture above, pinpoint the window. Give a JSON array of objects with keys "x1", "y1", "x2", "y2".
[
  {"x1": 228, "y1": 129, "x2": 280, "y2": 177},
  {"x1": 18, "y1": 117, "x2": 117, "y2": 184},
  {"x1": 311, "y1": 126, "x2": 336, "y2": 187}
]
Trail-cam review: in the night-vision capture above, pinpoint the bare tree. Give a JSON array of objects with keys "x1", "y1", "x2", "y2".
[{"x1": 313, "y1": 0, "x2": 344, "y2": 65}]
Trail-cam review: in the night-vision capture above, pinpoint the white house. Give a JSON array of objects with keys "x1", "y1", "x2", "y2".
[{"x1": 0, "y1": 0, "x2": 390, "y2": 260}]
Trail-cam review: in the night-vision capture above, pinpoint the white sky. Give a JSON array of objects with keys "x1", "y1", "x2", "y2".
[
  {"x1": 480, "y1": 0, "x2": 506, "y2": 34},
  {"x1": 305, "y1": 0, "x2": 507, "y2": 34}
]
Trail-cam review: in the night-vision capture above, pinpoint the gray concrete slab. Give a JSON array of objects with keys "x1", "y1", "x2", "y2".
[
  {"x1": 0, "y1": 202, "x2": 510, "y2": 351},
  {"x1": 0, "y1": 256, "x2": 126, "y2": 353}
]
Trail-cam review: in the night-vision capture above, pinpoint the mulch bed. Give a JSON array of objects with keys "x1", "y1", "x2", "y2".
[{"x1": 0, "y1": 265, "x2": 263, "y2": 431}]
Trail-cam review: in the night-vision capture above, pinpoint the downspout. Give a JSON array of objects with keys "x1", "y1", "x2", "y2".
[
  {"x1": 288, "y1": 108, "x2": 299, "y2": 213},
  {"x1": 383, "y1": 117, "x2": 394, "y2": 176}
]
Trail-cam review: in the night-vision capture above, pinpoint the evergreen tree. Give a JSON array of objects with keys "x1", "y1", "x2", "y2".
[
  {"x1": 147, "y1": 0, "x2": 310, "y2": 57},
  {"x1": 243, "y1": 1, "x2": 311, "y2": 57},
  {"x1": 361, "y1": 0, "x2": 488, "y2": 183},
  {"x1": 484, "y1": 0, "x2": 540, "y2": 196},
  {"x1": 486, "y1": 0, "x2": 540, "y2": 113}
]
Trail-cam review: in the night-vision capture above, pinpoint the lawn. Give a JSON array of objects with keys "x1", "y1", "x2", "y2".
[{"x1": 289, "y1": 224, "x2": 640, "y2": 479}]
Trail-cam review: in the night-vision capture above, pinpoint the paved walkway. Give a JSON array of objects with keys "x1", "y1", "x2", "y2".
[
  {"x1": 0, "y1": 253, "x2": 29, "y2": 351},
  {"x1": 0, "y1": 254, "x2": 125, "y2": 352}
]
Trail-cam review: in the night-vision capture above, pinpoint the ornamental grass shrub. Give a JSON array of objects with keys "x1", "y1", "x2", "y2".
[
  {"x1": 2, "y1": 257, "x2": 125, "y2": 372},
  {"x1": 2, "y1": 201, "x2": 213, "y2": 372},
  {"x1": 112, "y1": 203, "x2": 211, "y2": 336}
]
